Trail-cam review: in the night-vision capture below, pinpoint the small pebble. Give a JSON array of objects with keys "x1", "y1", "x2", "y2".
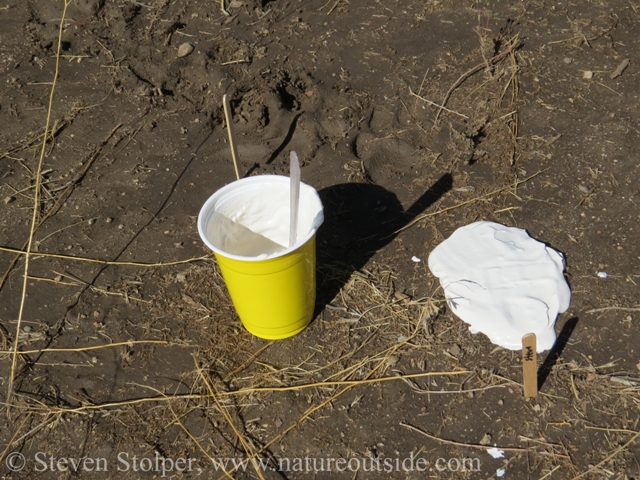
[
  {"x1": 23, "y1": 325, "x2": 32, "y2": 333},
  {"x1": 448, "y1": 344, "x2": 462, "y2": 357},
  {"x1": 176, "y1": 272, "x2": 187, "y2": 283},
  {"x1": 118, "y1": 224, "x2": 124, "y2": 229},
  {"x1": 583, "y1": 70, "x2": 594, "y2": 79},
  {"x1": 563, "y1": 57, "x2": 572, "y2": 64},
  {"x1": 91, "y1": 356, "x2": 98, "y2": 364},
  {"x1": 177, "y1": 43, "x2": 195, "y2": 58},
  {"x1": 4, "y1": 196, "x2": 15, "y2": 204},
  {"x1": 578, "y1": 184, "x2": 590, "y2": 194},
  {"x1": 88, "y1": 219, "x2": 95, "y2": 225},
  {"x1": 597, "y1": 272, "x2": 608, "y2": 278},
  {"x1": 105, "y1": 217, "x2": 113, "y2": 223},
  {"x1": 411, "y1": 256, "x2": 421, "y2": 263}
]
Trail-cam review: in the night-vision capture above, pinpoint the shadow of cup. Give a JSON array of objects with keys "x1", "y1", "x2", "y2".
[{"x1": 314, "y1": 174, "x2": 453, "y2": 318}]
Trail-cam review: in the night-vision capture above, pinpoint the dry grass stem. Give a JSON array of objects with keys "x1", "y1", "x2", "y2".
[
  {"x1": 229, "y1": 370, "x2": 470, "y2": 395},
  {"x1": 8, "y1": 0, "x2": 73, "y2": 405},
  {"x1": 569, "y1": 431, "x2": 640, "y2": 480},
  {"x1": 401, "y1": 423, "x2": 569, "y2": 459},
  {"x1": 433, "y1": 35, "x2": 522, "y2": 126},
  {"x1": 0, "y1": 245, "x2": 212, "y2": 267},
  {"x1": 0, "y1": 122, "x2": 123, "y2": 293},
  {"x1": 539, "y1": 465, "x2": 562, "y2": 480},
  {"x1": 139, "y1": 382, "x2": 235, "y2": 480},
  {"x1": 409, "y1": 87, "x2": 469, "y2": 118},
  {"x1": 586, "y1": 306, "x2": 640, "y2": 313},
  {"x1": 395, "y1": 168, "x2": 550, "y2": 234},
  {"x1": 0, "y1": 340, "x2": 171, "y2": 356},
  {"x1": 167, "y1": 400, "x2": 234, "y2": 478},
  {"x1": 0, "y1": 413, "x2": 32, "y2": 464},
  {"x1": 194, "y1": 356, "x2": 267, "y2": 480}
]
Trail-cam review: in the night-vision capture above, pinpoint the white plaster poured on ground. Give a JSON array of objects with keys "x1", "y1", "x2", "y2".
[{"x1": 428, "y1": 221, "x2": 571, "y2": 352}]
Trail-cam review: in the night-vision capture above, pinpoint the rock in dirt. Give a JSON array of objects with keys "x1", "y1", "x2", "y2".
[{"x1": 178, "y1": 43, "x2": 195, "y2": 58}]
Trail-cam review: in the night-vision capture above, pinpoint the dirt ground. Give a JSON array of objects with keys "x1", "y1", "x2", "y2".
[{"x1": 0, "y1": 0, "x2": 639, "y2": 478}]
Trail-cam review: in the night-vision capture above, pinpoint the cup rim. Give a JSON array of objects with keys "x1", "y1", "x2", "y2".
[{"x1": 197, "y1": 175, "x2": 323, "y2": 262}]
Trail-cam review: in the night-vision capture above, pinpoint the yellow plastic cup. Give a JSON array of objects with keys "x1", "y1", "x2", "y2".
[{"x1": 197, "y1": 175, "x2": 324, "y2": 340}]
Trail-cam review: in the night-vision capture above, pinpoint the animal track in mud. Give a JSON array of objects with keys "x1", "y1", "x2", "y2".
[
  {"x1": 356, "y1": 134, "x2": 425, "y2": 187},
  {"x1": 229, "y1": 71, "x2": 309, "y2": 139}
]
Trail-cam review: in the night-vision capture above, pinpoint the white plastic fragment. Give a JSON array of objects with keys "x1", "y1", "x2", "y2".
[
  {"x1": 487, "y1": 447, "x2": 505, "y2": 459},
  {"x1": 411, "y1": 256, "x2": 421, "y2": 263},
  {"x1": 597, "y1": 272, "x2": 608, "y2": 278}
]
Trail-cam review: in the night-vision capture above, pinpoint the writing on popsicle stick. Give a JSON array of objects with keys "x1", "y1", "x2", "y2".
[{"x1": 522, "y1": 333, "x2": 538, "y2": 398}]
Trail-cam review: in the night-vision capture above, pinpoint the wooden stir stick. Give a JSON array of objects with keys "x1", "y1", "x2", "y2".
[
  {"x1": 522, "y1": 333, "x2": 538, "y2": 398},
  {"x1": 222, "y1": 94, "x2": 240, "y2": 180}
]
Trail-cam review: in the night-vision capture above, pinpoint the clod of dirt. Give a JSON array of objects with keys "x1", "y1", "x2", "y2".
[
  {"x1": 177, "y1": 43, "x2": 195, "y2": 58},
  {"x1": 3, "y1": 196, "x2": 15, "y2": 204}
]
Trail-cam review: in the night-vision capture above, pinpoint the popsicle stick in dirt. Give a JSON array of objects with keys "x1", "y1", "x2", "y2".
[
  {"x1": 522, "y1": 333, "x2": 538, "y2": 398},
  {"x1": 222, "y1": 94, "x2": 240, "y2": 180}
]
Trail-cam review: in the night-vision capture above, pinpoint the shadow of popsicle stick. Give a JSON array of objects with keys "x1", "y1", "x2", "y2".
[{"x1": 538, "y1": 317, "x2": 579, "y2": 390}]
